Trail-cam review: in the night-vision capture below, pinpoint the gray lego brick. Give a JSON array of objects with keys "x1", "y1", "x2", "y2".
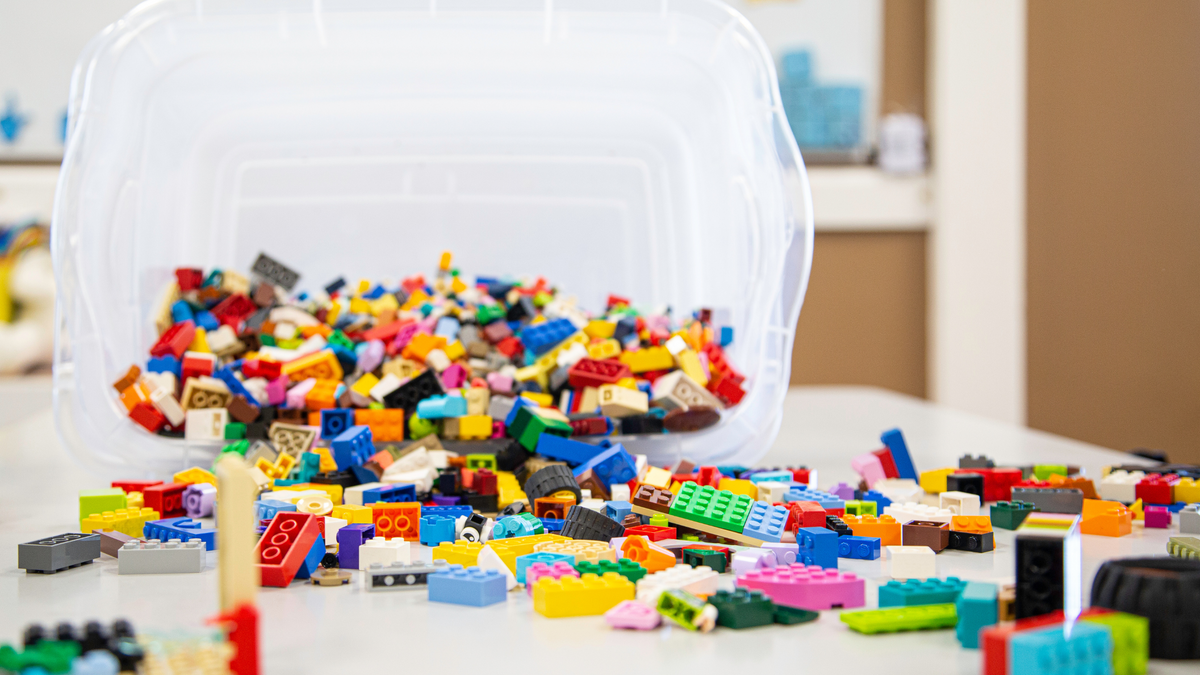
[
  {"x1": 117, "y1": 538, "x2": 206, "y2": 574},
  {"x1": 958, "y1": 454, "x2": 995, "y2": 469},
  {"x1": 366, "y1": 560, "x2": 449, "y2": 591},
  {"x1": 18, "y1": 533, "x2": 101, "y2": 574},
  {"x1": 1180, "y1": 504, "x2": 1200, "y2": 535},
  {"x1": 1010, "y1": 487, "x2": 1084, "y2": 515}
]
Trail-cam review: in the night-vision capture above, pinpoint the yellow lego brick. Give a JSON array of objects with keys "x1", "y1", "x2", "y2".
[
  {"x1": 443, "y1": 340, "x2": 465, "y2": 361},
  {"x1": 533, "y1": 332, "x2": 588, "y2": 373},
  {"x1": 486, "y1": 533, "x2": 571, "y2": 573},
  {"x1": 615, "y1": 377, "x2": 639, "y2": 390},
  {"x1": 670, "y1": 481, "x2": 685, "y2": 495},
  {"x1": 400, "y1": 288, "x2": 431, "y2": 312},
  {"x1": 286, "y1": 482, "x2": 343, "y2": 505},
  {"x1": 586, "y1": 339, "x2": 622, "y2": 361},
  {"x1": 369, "y1": 293, "x2": 399, "y2": 316},
  {"x1": 331, "y1": 504, "x2": 372, "y2": 524},
  {"x1": 81, "y1": 507, "x2": 160, "y2": 537},
  {"x1": 1177, "y1": 478, "x2": 1200, "y2": 504},
  {"x1": 188, "y1": 327, "x2": 212, "y2": 354},
  {"x1": 584, "y1": 320, "x2": 616, "y2": 340},
  {"x1": 349, "y1": 297, "x2": 372, "y2": 315},
  {"x1": 498, "y1": 486, "x2": 527, "y2": 509},
  {"x1": 173, "y1": 467, "x2": 217, "y2": 486},
  {"x1": 520, "y1": 392, "x2": 553, "y2": 408},
  {"x1": 618, "y1": 346, "x2": 674, "y2": 373},
  {"x1": 1129, "y1": 498, "x2": 1144, "y2": 522},
  {"x1": 457, "y1": 415, "x2": 493, "y2": 440},
  {"x1": 675, "y1": 349, "x2": 708, "y2": 387},
  {"x1": 919, "y1": 467, "x2": 957, "y2": 494},
  {"x1": 439, "y1": 251, "x2": 453, "y2": 271},
  {"x1": 534, "y1": 572, "x2": 635, "y2": 618},
  {"x1": 257, "y1": 454, "x2": 295, "y2": 480},
  {"x1": 325, "y1": 299, "x2": 343, "y2": 326},
  {"x1": 451, "y1": 275, "x2": 467, "y2": 294},
  {"x1": 432, "y1": 540, "x2": 484, "y2": 567},
  {"x1": 126, "y1": 492, "x2": 144, "y2": 509},
  {"x1": 641, "y1": 466, "x2": 672, "y2": 489},
  {"x1": 351, "y1": 373, "x2": 379, "y2": 399},
  {"x1": 281, "y1": 349, "x2": 344, "y2": 383},
  {"x1": 718, "y1": 478, "x2": 758, "y2": 499},
  {"x1": 532, "y1": 540, "x2": 617, "y2": 564}
]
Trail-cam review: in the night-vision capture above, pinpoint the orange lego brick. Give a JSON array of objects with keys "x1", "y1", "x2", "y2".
[
  {"x1": 950, "y1": 516, "x2": 993, "y2": 533},
  {"x1": 534, "y1": 496, "x2": 576, "y2": 520},
  {"x1": 282, "y1": 349, "x2": 343, "y2": 383},
  {"x1": 355, "y1": 408, "x2": 406, "y2": 442},
  {"x1": 372, "y1": 502, "x2": 421, "y2": 541},
  {"x1": 843, "y1": 514, "x2": 902, "y2": 546},
  {"x1": 1080, "y1": 499, "x2": 1132, "y2": 537},
  {"x1": 305, "y1": 379, "x2": 341, "y2": 410},
  {"x1": 621, "y1": 536, "x2": 675, "y2": 573},
  {"x1": 402, "y1": 333, "x2": 447, "y2": 362}
]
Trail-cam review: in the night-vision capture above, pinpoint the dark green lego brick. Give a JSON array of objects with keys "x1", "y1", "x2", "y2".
[
  {"x1": 575, "y1": 558, "x2": 646, "y2": 584},
  {"x1": 990, "y1": 501, "x2": 1039, "y2": 530},
  {"x1": 511, "y1": 407, "x2": 573, "y2": 452},
  {"x1": 224, "y1": 422, "x2": 246, "y2": 440},
  {"x1": 682, "y1": 548, "x2": 727, "y2": 573},
  {"x1": 669, "y1": 483, "x2": 753, "y2": 533},
  {"x1": 773, "y1": 605, "x2": 820, "y2": 626},
  {"x1": 708, "y1": 589, "x2": 775, "y2": 629}
]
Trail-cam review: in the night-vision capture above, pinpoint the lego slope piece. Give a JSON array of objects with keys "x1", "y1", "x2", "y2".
[
  {"x1": 533, "y1": 572, "x2": 635, "y2": 618},
  {"x1": 118, "y1": 539, "x2": 206, "y2": 574},
  {"x1": 1015, "y1": 513, "x2": 1081, "y2": 621},
  {"x1": 841, "y1": 604, "x2": 958, "y2": 635},
  {"x1": 18, "y1": 533, "x2": 101, "y2": 574},
  {"x1": 657, "y1": 589, "x2": 718, "y2": 632},
  {"x1": 737, "y1": 564, "x2": 865, "y2": 611},
  {"x1": 427, "y1": 565, "x2": 508, "y2": 607},
  {"x1": 956, "y1": 581, "x2": 998, "y2": 649},
  {"x1": 708, "y1": 589, "x2": 776, "y2": 630}
]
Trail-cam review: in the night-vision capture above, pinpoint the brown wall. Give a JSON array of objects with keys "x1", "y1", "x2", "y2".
[
  {"x1": 792, "y1": 232, "x2": 927, "y2": 398},
  {"x1": 1027, "y1": 1, "x2": 1200, "y2": 464}
]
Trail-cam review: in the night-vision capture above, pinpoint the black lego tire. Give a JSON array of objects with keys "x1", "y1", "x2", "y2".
[
  {"x1": 522, "y1": 465, "x2": 581, "y2": 504},
  {"x1": 559, "y1": 505, "x2": 625, "y2": 542},
  {"x1": 1090, "y1": 556, "x2": 1200, "y2": 659}
]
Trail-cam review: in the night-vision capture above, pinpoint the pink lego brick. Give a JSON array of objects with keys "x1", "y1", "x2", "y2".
[
  {"x1": 1143, "y1": 505, "x2": 1170, "y2": 529},
  {"x1": 605, "y1": 600, "x2": 662, "y2": 630},
  {"x1": 441, "y1": 364, "x2": 467, "y2": 390},
  {"x1": 491, "y1": 421, "x2": 506, "y2": 439},
  {"x1": 285, "y1": 378, "x2": 316, "y2": 409},
  {"x1": 487, "y1": 372, "x2": 514, "y2": 395},
  {"x1": 267, "y1": 376, "x2": 289, "y2": 407},
  {"x1": 737, "y1": 564, "x2": 865, "y2": 611},
  {"x1": 851, "y1": 452, "x2": 887, "y2": 487},
  {"x1": 525, "y1": 561, "x2": 578, "y2": 596}
]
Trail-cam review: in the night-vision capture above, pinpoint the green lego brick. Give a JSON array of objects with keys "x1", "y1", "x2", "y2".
[
  {"x1": 79, "y1": 488, "x2": 127, "y2": 521},
  {"x1": 222, "y1": 440, "x2": 250, "y2": 456},
  {"x1": 258, "y1": 334, "x2": 275, "y2": 347},
  {"x1": 648, "y1": 514, "x2": 669, "y2": 527},
  {"x1": 1167, "y1": 536, "x2": 1200, "y2": 560},
  {"x1": 840, "y1": 604, "x2": 958, "y2": 635},
  {"x1": 681, "y1": 534, "x2": 701, "y2": 542},
  {"x1": 990, "y1": 501, "x2": 1038, "y2": 530},
  {"x1": 773, "y1": 605, "x2": 820, "y2": 625},
  {"x1": 512, "y1": 407, "x2": 573, "y2": 452},
  {"x1": 878, "y1": 577, "x2": 967, "y2": 608},
  {"x1": 327, "y1": 330, "x2": 355, "y2": 352},
  {"x1": 476, "y1": 305, "x2": 506, "y2": 325},
  {"x1": 682, "y1": 548, "x2": 727, "y2": 574},
  {"x1": 657, "y1": 589, "x2": 710, "y2": 632},
  {"x1": 1081, "y1": 612, "x2": 1149, "y2": 675},
  {"x1": 708, "y1": 589, "x2": 775, "y2": 629},
  {"x1": 845, "y1": 500, "x2": 877, "y2": 516},
  {"x1": 0, "y1": 640, "x2": 80, "y2": 674},
  {"x1": 575, "y1": 558, "x2": 646, "y2": 584},
  {"x1": 466, "y1": 454, "x2": 497, "y2": 471},
  {"x1": 1033, "y1": 464, "x2": 1068, "y2": 480},
  {"x1": 669, "y1": 483, "x2": 753, "y2": 533}
]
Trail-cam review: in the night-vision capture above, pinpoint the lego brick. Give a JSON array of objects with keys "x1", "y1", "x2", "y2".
[
  {"x1": 118, "y1": 538, "x2": 206, "y2": 574},
  {"x1": 787, "y1": 501, "x2": 829, "y2": 530},
  {"x1": 782, "y1": 486, "x2": 845, "y2": 510},
  {"x1": 335, "y1": 523, "x2": 375, "y2": 570},
  {"x1": 825, "y1": 514, "x2": 852, "y2": 536},
  {"x1": 419, "y1": 515, "x2": 457, "y2": 547},
  {"x1": 1180, "y1": 503, "x2": 1200, "y2": 535},
  {"x1": 533, "y1": 572, "x2": 636, "y2": 618},
  {"x1": 1009, "y1": 622, "x2": 1113, "y2": 675},
  {"x1": 939, "y1": 491, "x2": 981, "y2": 516},
  {"x1": 573, "y1": 443, "x2": 638, "y2": 486},
  {"x1": 80, "y1": 507, "x2": 159, "y2": 538},
  {"x1": 367, "y1": 560, "x2": 450, "y2": 591},
  {"x1": 576, "y1": 558, "x2": 646, "y2": 584},
  {"x1": 372, "y1": 502, "x2": 421, "y2": 540},
  {"x1": 682, "y1": 548, "x2": 728, "y2": 573},
  {"x1": 485, "y1": 533, "x2": 571, "y2": 572},
  {"x1": 605, "y1": 599, "x2": 662, "y2": 630},
  {"x1": 957, "y1": 581, "x2": 999, "y2": 649},
  {"x1": 887, "y1": 546, "x2": 936, "y2": 579},
  {"x1": 535, "y1": 539, "x2": 616, "y2": 566},
  {"x1": 1144, "y1": 505, "x2": 1171, "y2": 528},
  {"x1": 143, "y1": 517, "x2": 217, "y2": 551},
  {"x1": 837, "y1": 535, "x2": 881, "y2": 560},
  {"x1": 960, "y1": 454, "x2": 996, "y2": 469},
  {"x1": 631, "y1": 484, "x2": 675, "y2": 513},
  {"x1": 841, "y1": 603, "x2": 958, "y2": 634},
  {"x1": 1080, "y1": 612, "x2": 1149, "y2": 675},
  {"x1": 1010, "y1": 487, "x2": 1085, "y2": 515},
  {"x1": 731, "y1": 549, "x2": 776, "y2": 575},
  {"x1": 956, "y1": 467, "x2": 1024, "y2": 502},
  {"x1": 1099, "y1": 470, "x2": 1144, "y2": 503},
  {"x1": 635, "y1": 564, "x2": 719, "y2": 604},
  {"x1": 873, "y1": 478, "x2": 925, "y2": 504},
  {"x1": 885, "y1": 501, "x2": 954, "y2": 525},
  {"x1": 79, "y1": 488, "x2": 127, "y2": 522},
  {"x1": 1015, "y1": 513, "x2": 1081, "y2": 621},
  {"x1": 879, "y1": 577, "x2": 966, "y2": 608},
  {"x1": 331, "y1": 425, "x2": 374, "y2": 471},
  {"x1": 843, "y1": 514, "x2": 902, "y2": 545},
  {"x1": 851, "y1": 452, "x2": 887, "y2": 487},
  {"x1": 183, "y1": 483, "x2": 217, "y2": 518},
  {"x1": 254, "y1": 512, "x2": 320, "y2": 587},
  {"x1": 902, "y1": 520, "x2": 950, "y2": 552},
  {"x1": 736, "y1": 563, "x2": 865, "y2": 611},
  {"x1": 844, "y1": 500, "x2": 877, "y2": 517},
  {"x1": 358, "y1": 537, "x2": 412, "y2": 570},
  {"x1": 669, "y1": 483, "x2": 753, "y2": 533},
  {"x1": 427, "y1": 565, "x2": 508, "y2": 607},
  {"x1": 708, "y1": 589, "x2": 776, "y2": 629},
  {"x1": 656, "y1": 589, "x2": 717, "y2": 632},
  {"x1": 525, "y1": 561, "x2": 579, "y2": 596},
  {"x1": 516, "y1": 552, "x2": 576, "y2": 584},
  {"x1": 946, "y1": 473, "x2": 985, "y2": 500},
  {"x1": 143, "y1": 483, "x2": 187, "y2": 518},
  {"x1": 880, "y1": 427, "x2": 918, "y2": 480},
  {"x1": 18, "y1": 533, "x2": 101, "y2": 574},
  {"x1": 741, "y1": 501, "x2": 789, "y2": 542},
  {"x1": 796, "y1": 526, "x2": 838, "y2": 569},
  {"x1": 991, "y1": 500, "x2": 1039, "y2": 530},
  {"x1": 920, "y1": 467, "x2": 957, "y2": 494},
  {"x1": 99, "y1": 530, "x2": 137, "y2": 558},
  {"x1": 620, "y1": 536, "x2": 676, "y2": 573},
  {"x1": 948, "y1": 530, "x2": 995, "y2": 553}
]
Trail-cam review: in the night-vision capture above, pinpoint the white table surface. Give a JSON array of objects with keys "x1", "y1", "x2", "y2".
[{"x1": 0, "y1": 381, "x2": 1187, "y2": 674}]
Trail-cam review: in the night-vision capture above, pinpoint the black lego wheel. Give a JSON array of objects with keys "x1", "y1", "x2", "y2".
[
  {"x1": 1090, "y1": 556, "x2": 1200, "y2": 659},
  {"x1": 559, "y1": 504, "x2": 624, "y2": 542},
  {"x1": 522, "y1": 465, "x2": 581, "y2": 504}
]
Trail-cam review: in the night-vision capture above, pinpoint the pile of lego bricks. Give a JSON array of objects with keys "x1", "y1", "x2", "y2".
[
  {"x1": 115, "y1": 252, "x2": 746, "y2": 446},
  {"x1": 19, "y1": 425, "x2": 1200, "y2": 675}
]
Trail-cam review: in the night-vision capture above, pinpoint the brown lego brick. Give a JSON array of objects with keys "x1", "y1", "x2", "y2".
[
  {"x1": 113, "y1": 365, "x2": 141, "y2": 393},
  {"x1": 632, "y1": 484, "x2": 675, "y2": 513},
  {"x1": 99, "y1": 531, "x2": 137, "y2": 558},
  {"x1": 663, "y1": 406, "x2": 720, "y2": 432},
  {"x1": 226, "y1": 395, "x2": 261, "y2": 424},
  {"x1": 574, "y1": 468, "x2": 610, "y2": 501},
  {"x1": 902, "y1": 520, "x2": 950, "y2": 552}
]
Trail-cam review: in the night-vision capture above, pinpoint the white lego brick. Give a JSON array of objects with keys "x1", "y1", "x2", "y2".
[
  {"x1": 650, "y1": 370, "x2": 720, "y2": 412},
  {"x1": 874, "y1": 478, "x2": 925, "y2": 504},
  {"x1": 427, "y1": 450, "x2": 454, "y2": 470},
  {"x1": 207, "y1": 325, "x2": 241, "y2": 355},
  {"x1": 886, "y1": 546, "x2": 936, "y2": 580},
  {"x1": 580, "y1": 498, "x2": 606, "y2": 512},
  {"x1": 477, "y1": 545, "x2": 517, "y2": 591},
  {"x1": 358, "y1": 537, "x2": 412, "y2": 570},
  {"x1": 390, "y1": 447, "x2": 431, "y2": 473},
  {"x1": 242, "y1": 377, "x2": 270, "y2": 406},
  {"x1": 118, "y1": 539, "x2": 206, "y2": 574},
  {"x1": 324, "y1": 517, "x2": 348, "y2": 547},
  {"x1": 1099, "y1": 470, "x2": 1144, "y2": 503},
  {"x1": 1181, "y1": 504, "x2": 1200, "y2": 535},
  {"x1": 344, "y1": 482, "x2": 385, "y2": 506},
  {"x1": 884, "y1": 502, "x2": 954, "y2": 525},
  {"x1": 609, "y1": 484, "x2": 631, "y2": 502},
  {"x1": 149, "y1": 387, "x2": 185, "y2": 427},
  {"x1": 425, "y1": 349, "x2": 451, "y2": 372},
  {"x1": 635, "y1": 564, "x2": 719, "y2": 604},
  {"x1": 635, "y1": 455, "x2": 648, "y2": 479},
  {"x1": 380, "y1": 467, "x2": 436, "y2": 493},
  {"x1": 939, "y1": 491, "x2": 981, "y2": 516},
  {"x1": 184, "y1": 408, "x2": 228, "y2": 441},
  {"x1": 758, "y1": 482, "x2": 790, "y2": 504}
]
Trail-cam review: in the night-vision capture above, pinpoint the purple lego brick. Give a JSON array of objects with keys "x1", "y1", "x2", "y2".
[
  {"x1": 336, "y1": 523, "x2": 375, "y2": 570},
  {"x1": 183, "y1": 483, "x2": 217, "y2": 518}
]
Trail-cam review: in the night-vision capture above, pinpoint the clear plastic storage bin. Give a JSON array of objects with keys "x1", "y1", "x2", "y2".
[{"x1": 53, "y1": 0, "x2": 813, "y2": 476}]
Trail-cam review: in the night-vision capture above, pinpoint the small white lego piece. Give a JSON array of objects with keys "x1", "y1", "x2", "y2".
[
  {"x1": 1099, "y1": 470, "x2": 1144, "y2": 504},
  {"x1": 184, "y1": 408, "x2": 228, "y2": 442},
  {"x1": 636, "y1": 564, "x2": 719, "y2": 604},
  {"x1": 884, "y1": 502, "x2": 954, "y2": 525},
  {"x1": 939, "y1": 491, "x2": 982, "y2": 516},
  {"x1": 358, "y1": 537, "x2": 411, "y2": 570},
  {"x1": 887, "y1": 546, "x2": 936, "y2": 580},
  {"x1": 609, "y1": 484, "x2": 631, "y2": 502},
  {"x1": 1180, "y1": 504, "x2": 1200, "y2": 535},
  {"x1": 874, "y1": 479, "x2": 925, "y2": 504},
  {"x1": 477, "y1": 545, "x2": 517, "y2": 591}
]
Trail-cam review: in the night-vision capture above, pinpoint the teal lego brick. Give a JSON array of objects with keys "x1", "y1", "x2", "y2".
[
  {"x1": 955, "y1": 581, "x2": 998, "y2": 649},
  {"x1": 1009, "y1": 622, "x2": 1113, "y2": 675},
  {"x1": 668, "y1": 483, "x2": 753, "y2": 533},
  {"x1": 878, "y1": 577, "x2": 967, "y2": 608}
]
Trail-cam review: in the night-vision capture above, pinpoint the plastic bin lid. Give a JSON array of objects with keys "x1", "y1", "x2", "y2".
[{"x1": 52, "y1": 0, "x2": 813, "y2": 476}]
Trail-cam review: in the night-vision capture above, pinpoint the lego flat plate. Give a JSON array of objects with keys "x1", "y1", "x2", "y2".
[
  {"x1": 4, "y1": 382, "x2": 1188, "y2": 675},
  {"x1": 630, "y1": 504, "x2": 767, "y2": 546}
]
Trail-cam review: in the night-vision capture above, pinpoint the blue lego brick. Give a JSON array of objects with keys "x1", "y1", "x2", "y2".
[
  {"x1": 419, "y1": 515, "x2": 457, "y2": 546},
  {"x1": 350, "y1": 465, "x2": 379, "y2": 485},
  {"x1": 748, "y1": 470, "x2": 794, "y2": 484},
  {"x1": 193, "y1": 310, "x2": 219, "y2": 332},
  {"x1": 856, "y1": 489, "x2": 893, "y2": 511},
  {"x1": 143, "y1": 518, "x2": 217, "y2": 550},
  {"x1": 837, "y1": 535, "x2": 881, "y2": 560},
  {"x1": 718, "y1": 326, "x2": 733, "y2": 346},
  {"x1": 320, "y1": 409, "x2": 355, "y2": 439},
  {"x1": 421, "y1": 505, "x2": 472, "y2": 520},
  {"x1": 434, "y1": 316, "x2": 461, "y2": 340},
  {"x1": 742, "y1": 501, "x2": 788, "y2": 543},
  {"x1": 881, "y1": 428, "x2": 918, "y2": 481},
  {"x1": 796, "y1": 526, "x2": 838, "y2": 569},
  {"x1": 331, "y1": 345, "x2": 357, "y2": 373},
  {"x1": 147, "y1": 355, "x2": 181, "y2": 378},
  {"x1": 956, "y1": 581, "x2": 998, "y2": 649},
  {"x1": 781, "y1": 50, "x2": 813, "y2": 85},
  {"x1": 416, "y1": 394, "x2": 468, "y2": 419},
  {"x1": 606, "y1": 501, "x2": 632, "y2": 523},
  {"x1": 504, "y1": 396, "x2": 537, "y2": 427},
  {"x1": 428, "y1": 565, "x2": 508, "y2": 607},
  {"x1": 539, "y1": 518, "x2": 564, "y2": 532},
  {"x1": 878, "y1": 577, "x2": 967, "y2": 608},
  {"x1": 515, "y1": 552, "x2": 575, "y2": 584},
  {"x1": 521, "y1": 318, "x2": 576, "y2": 356},
  {"x1": 536, "y1": 434, "x2": 602, "y2": 467},
  {"x1": 572, "y1": 441, "x2": 637, "y2": 485},
  {"x1": 171, "y1": 300, "x2": 194, "y2": 323},
  {"x1": 361, "y1": 483, "x2": 417, "y2": 505},
  {"x1": 1008, "y1": 622, "x2": 1113, "y2": 675},
  {"x1": 783, "y1": 487, "x2": 845, "y2": 511},
  {"x1": 294, "y1": 534, "x2": 326, "y2": 580},
  {"x1": 331, "y1": 425, "x2": 374, "y2": 470},
  {"x1": 336, "y1": 524, "x2": 375, "y2": 570},
  {"x1": 716, "y1": 465, "x2": 748, "y2": 478},
  {"x1": 213, "y1": 366, "x2": 254, "y2": 402},
  {"x1": 254, "y1": 499, "x2": 296, "y2": 523}
]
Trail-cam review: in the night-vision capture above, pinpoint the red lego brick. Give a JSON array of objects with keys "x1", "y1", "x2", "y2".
[
  {"x1": 696, "y1": 466, "x2": 723, "y2": 488},
  {"x1": 606, "y1": 294, "x2": 631, "y2": 309},
  {"x1": 254, "y1": 512, "x2": 320, "y2": 587},
  {"x1": 791, "y1": 468, "x2": 811, "y2": 485},
  {"x1": 785, "y1": 501, "x2": 827, "y2": 531},
  {"x1": 361, "y1": 318, "x2": 415, "y2": 343},
  {"x1": 209, "y1": 603, "x2": 260, "y2": 675},
  {"x1": 372, "y1": 502, "x2": 420, "y2": 541},
  {"x1": 567, "y1": 358, "x2": 631, "y2": 389},
  {"x1": 112, "y1": 480, "x2": 163, "y2": 493},
  {"x1": 709, "y1": 374, "x2": 746, "y2": 407},
  {"x1": 568, "y1": 416, "x2": 610, "y2": 436},
  {"x1": 474, "y1": 469, "x2": 498, "y2": 496},
  {"x1": 181, "y1": 352, "x2": 215, "y2": 382},
  {"x1": 955, "y1": 467, "x2": 1022, "y2": 502},
  {"x1": 671, "y1": 473, "x2": 698, "y2": 486},
  {"x1": 624, "y1": 525, "x2": 676, "y2": 542},
  {"x1": 495, "y1": 336, "x2": 524, "y2": 359},
  {"x1": 1135, "y1": 474, "x2": 1176, "y2": 505},
  {"x1": 211, "y1": 294, "x2": 257, "y2": 323},
  {"x1": 150, "y1": 320, "x2": 196, "y2": 359},
  {"x1": 700, "y1": 342, "x2": 745, "y2": 386},
  {"x1": 129, "y1": 402, "x2": 168, "y2": 433},
  {"x1": 175, "y1": 268, "x2": 204, "y2": 292},
  {"x1": 242, "y1": 359, "x2": 282, "y2": 380},
  {"x1": 872, "y1": 448, "x2": 900, "y2": 479},
  {"x1": 144, "y1": 482, "x2": 187, "y2": 518}
]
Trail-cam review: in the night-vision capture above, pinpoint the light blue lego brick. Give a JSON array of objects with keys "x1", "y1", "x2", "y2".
[
  {"x1": 254, "y1": 499, "x2": 296, "y2": 523},
  {"x1": 748, "y1": 470, "x2": 794, "y2": 484},
  {"x1": 1009, "y1": 622, "x2": 1113, "y2": 675},
  {"x1": 783, "y1": 487, "x2": 844, "y2": 511},
  {"x1": 416, "y1": 394, "x2": 468, "y2": 419},
  {"x1": 291, "y1": 452, "x2": 321, "y2": 482},
  {"x1": 434, "y1": 316, "x2": 461, "y2": 340},
  {"x1": 719, "y1": 326, "x2": 733, "y2": 346},
  {"x1": 878, "y1": 577, "x2": 966, "y2": 608},
  {"x1": 837, "y1": 535, "x2": 881, "y2": 560},
  {"x1": 143, "y1": 518, "x2": 217, "y2": 550},
  {"x1": 493, "y1": 514, "x2": 542, "y2": 539},
  {"x1": 361, "y1": 483, "x2": 416, "y2": 505},
  {"x1": 881, "y1": 428, "x2": 918, "y2": 481},
  {"x1": 796, "y1": 527, "x2": 838, "y2": 569},
  {"x1": 520, "y1": 318, "x2": 576, "y2": 356},
  {"x1": 742, "y1": 502, "x2": 788, "y2": 543},
  {"x1": 956, "y1": 581, "x2": 998, "y2": 649},
  {"x1": 428, "y1": 565, "x2": 508, "y2": 607},
  {"x1": 573, "y1": 442, "x2": 637, "y2": 485},
  {"x1": 536, "y1": 434, "x2": 602, "y2": 467},
  {"x1": 780, "y1": 50, "x2": 813, "y2": 85},
  {"x1": 294, "y1": 534, "x2": 325, "y2": 580},
  {"x1": 605, "y1": 501, "x2": 633, "y2": 523},
  {"x1": 515, "y1": 552, "x2": 575, "y2": 584},
  {"x1": 331, "y1": 425, "x2": 374, "y2": 470},
  {"x1": 421, "y1": 505, "x2": 472, "y2": 520},
  {"x1": 419, "y1": 515, "x2": 457, "y2": 547}
]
